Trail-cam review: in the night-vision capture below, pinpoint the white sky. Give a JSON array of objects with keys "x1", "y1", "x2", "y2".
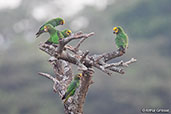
[
  {"x1": 32, "y1": 0, "x2": 109, "y2": 20},
  {"x1": 0, "y1": 0, "x2": 22, "y2": 10},
  {"x1": 0, "y1": 0, "x2": 109, "y2": 18}
]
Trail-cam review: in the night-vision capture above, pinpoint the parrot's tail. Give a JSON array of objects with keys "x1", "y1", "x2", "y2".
[
  {"x1": 62, "y1": 92, "x2": 73, "y2": 104},
  {"x1": 64, "y1": 96, "x2": 70, "y2": 104},
  {"x1": 62, "y1": 94, "x2": 66, "y2": 100}
]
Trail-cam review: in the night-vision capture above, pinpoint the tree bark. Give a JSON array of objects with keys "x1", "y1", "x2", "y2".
[{"x1": 38, "y1": 32, "x2": 136, "y2": 114}]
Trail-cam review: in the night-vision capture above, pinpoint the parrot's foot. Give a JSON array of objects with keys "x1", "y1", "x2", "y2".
[
  {"x1": 52, "y1": 44, "x2": 59, "y2": 48},
  {"x1": 45, "y1": 41, "x2": 53, "y2": 45},
  {"x1": 63, "y1": 47, "x2": 66, "y2": 50},
  {"x1": 118, "y1": 47, "x2": 126, "y2": 55}
]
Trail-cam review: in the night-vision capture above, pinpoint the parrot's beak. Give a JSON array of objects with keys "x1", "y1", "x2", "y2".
[
  {"x1": 113, "y1": 31, "x2": 116, "y2": 34},
  {"x1": 61, "y1": 20, "x2": 65, "y2": 25},
  {"x1": 78, "y1": 73, "x2": 82, "y2": 78}
]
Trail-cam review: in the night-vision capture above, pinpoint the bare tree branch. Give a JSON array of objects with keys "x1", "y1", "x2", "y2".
[
  {"x1": 109, "y1": 67, "x2": 124, "y2": 74},
  {"x1": 74, "y1": 35, "x2": 90, "y2": 52},
  {"x1": 103, "y1": 50, "x2": 123, "y2": 62},
  {"x1": 80, "y1": 50, "x2": 89, "y2": 63},
  {"x1": 57, "y1": 32, "x2": 94, "y2": 54},
  {"x1": 38, "y1": 31, "x2": 136, "y2": 114},
  {"x1": 93, "y1": 63, "x2": 112, "y2": 76},
  {"x1": 38, "y1": 72, "x2": 57, "y2": 82},
  {"x1": 38, "y1": 72, "x2": 59, "y2": 92},
  {"x1": 104, "y1": 58, "x2": 137, "y2": 68}
]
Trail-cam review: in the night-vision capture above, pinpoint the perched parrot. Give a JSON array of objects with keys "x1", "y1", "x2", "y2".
[
  {"x1": 61, "y1": 29, "x2": 72, "y2": 38},
  {"x1": 62, "y1": 73, "x2": 82, "y2": 104},
  {"x1": 43, "y1": 24, "x2": 72, "y2": 44},
  {"x1": 113, "y1": 26, "x2": 128, "y2": 53},
  {"x1": 36, "y1": 17, "x2": 65, "y2": 38},
  {"x1": 43, "y1": 24, "x2": 65, "y2": 44}
]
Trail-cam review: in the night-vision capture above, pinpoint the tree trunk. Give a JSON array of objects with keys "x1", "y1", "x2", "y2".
[{"x1": 38, "y1": 31, "x2": 136, "y2": 114}]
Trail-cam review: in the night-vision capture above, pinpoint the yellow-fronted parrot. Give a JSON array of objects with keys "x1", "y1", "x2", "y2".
[
  {"x1": 62, "y1": 73, "x2": 82, "y2": 104},
  {"x1": 113, "y1": 26, "x2": 128, "y2": 53},
  {"x1": 42, "y1": 24, "x2": 72, "y2": 45},
  {"x1": 36, "y1": 17, "x2": 64, "y2": 38}
]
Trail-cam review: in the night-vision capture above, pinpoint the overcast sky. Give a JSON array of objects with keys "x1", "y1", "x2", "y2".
[{"x1": 0, "y1": 0, "x2": 111, "y2": 17}]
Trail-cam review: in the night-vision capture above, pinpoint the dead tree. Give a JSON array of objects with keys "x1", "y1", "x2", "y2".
[{"x1": 38, "y1": 31, "x2": 136, "y2": 114}]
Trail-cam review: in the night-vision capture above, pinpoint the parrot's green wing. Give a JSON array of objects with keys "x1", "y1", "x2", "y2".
[
  {"x1": 62, "y1": 80, "x2": 79, "y2": 104},
  {"x1": 51, "y1": 30, "x2": 64, "y2": 44},
  {"x1": 63, "y1": 89, "x2": 75, "y2": 104},
  {"x1": 61, "y1": 73, "x2": 82, "y2": 104},
  {"x1": 115, "y1": 35, "x2": 125, "y2": 49},
  {"x1": 62, "y1": 81, "x2": 76, "y2": 103},
  {"x1": 123, "y1": 34, "x2": 128, "y2": 49},
  {"x1": 115, "y1": 32, "x2": 128, "y2": 49}
]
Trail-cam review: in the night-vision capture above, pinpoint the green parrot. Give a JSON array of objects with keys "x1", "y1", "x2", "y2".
[
  {"x1": 43, "y1": 24, "x2": 72, "y2": 44},
  {"x1": 113, "y1": 26, "x2": 128, "y2": 53},
  {"x1": 36, "y1": 17, "x2": 65, "y2": 38},
  {"x1": 62, "y1": 73, "x2": 82, "y2": 104}
]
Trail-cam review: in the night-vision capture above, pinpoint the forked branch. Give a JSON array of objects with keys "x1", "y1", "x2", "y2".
[{"x1": 38, "y1": 31, "x2": 136, "y2": 114}]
